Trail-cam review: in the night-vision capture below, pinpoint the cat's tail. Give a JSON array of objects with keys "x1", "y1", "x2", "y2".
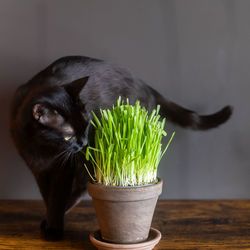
[{"x1": 149, "y1": 87, "x2": 233, "y2": 130}]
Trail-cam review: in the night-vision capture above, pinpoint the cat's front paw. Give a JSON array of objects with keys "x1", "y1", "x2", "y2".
[{"x1": 40, "y1": 219, "x2": 64, "y2": 241}]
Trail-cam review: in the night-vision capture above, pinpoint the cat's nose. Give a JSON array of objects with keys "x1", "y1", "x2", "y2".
[
  {"x1": 81, "y1": 138, "x2": 88, "y2": 147},
  {"x1": 77, "y1": 138, "x2": 88, "y2": 148}
]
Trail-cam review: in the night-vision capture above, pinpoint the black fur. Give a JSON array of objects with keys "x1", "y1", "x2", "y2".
[{"x1": 10, "y1": 56, "x2": 232, "y2": 240}]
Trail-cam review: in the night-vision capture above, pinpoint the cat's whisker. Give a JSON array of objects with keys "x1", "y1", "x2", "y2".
[
  {"x1": 53, "y1": 150, "x2": 68, "y2": 161},
  {"x1": 60, "y1": 152, "x2": 69, "y2": 167},
  {"x1": 52, "y1": 149, "x2": 72, "y2": 168},
  {"x1": 70, "y1": 153, "x2": 75, "y2": 168},
  {"x1": 60, "y1": 151, "x2": 73, "y2": 168}
]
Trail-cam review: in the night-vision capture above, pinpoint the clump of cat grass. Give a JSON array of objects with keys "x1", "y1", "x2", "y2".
[{"x1": 83, "y1": 97, "x2": 174, "y2": 186}]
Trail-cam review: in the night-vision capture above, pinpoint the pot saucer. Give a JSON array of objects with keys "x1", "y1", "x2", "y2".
[{"x1": 90, "y1": 227, "x2": 161, "y2": 250}]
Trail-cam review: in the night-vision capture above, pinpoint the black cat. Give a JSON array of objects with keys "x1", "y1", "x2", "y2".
[{"x1": 10, "y1": 56, "x2": 232, "y2": 241}]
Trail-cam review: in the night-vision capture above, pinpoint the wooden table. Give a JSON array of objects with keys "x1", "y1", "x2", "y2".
[{"x1": 0, "y1": 200, "x2": 249, "y2": 249}]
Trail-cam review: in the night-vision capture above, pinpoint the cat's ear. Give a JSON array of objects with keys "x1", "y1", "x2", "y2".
[
  {"x1": 64, "y1": 76, "x2": 89, "y2": 97},
  {"x1": 32, "y1": 103, "x2": 63, "y2": 126}
]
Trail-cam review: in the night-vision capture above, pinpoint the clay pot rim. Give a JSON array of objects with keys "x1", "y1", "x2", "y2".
[
  {"x1": 90, "y1": 227, "x2": 161, "y2": 249},
  {"x1": 89, "y1": 177, "x2": 161, "y2": 189},
  {"x1": 88, "y1": 177, "x2": 163, "y2": 201}
]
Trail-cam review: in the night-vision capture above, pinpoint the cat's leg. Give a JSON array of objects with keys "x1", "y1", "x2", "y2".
[
  {"x1": 64, "y1": 161, "x2": 90, "y2": 213},
  {"x1": 37, "y1": 165, "x2": 75, "y2": 241},
  {"x1": 34, "y1": 171, "x2": 54, "y2": 240},
  {"x1": 34, "y1": 170, "x2": 50, "y2": 208},
  {"x1": 35, "y1": 178, "x2": 59, "y2": 241},
  {"x1": 64, "y1": 183, "x2": 87, "y2": 214},
  {"x1": 36, "y1": 156, "x2": 91, "y2": 241},
  {"x1": 43, "y1": 164, "x2": 90, "y2": 240}
]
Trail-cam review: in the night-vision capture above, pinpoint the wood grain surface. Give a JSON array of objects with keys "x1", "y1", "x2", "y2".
[{"x1": 0, "y1": 200, "x2": 249, "y2": 249}]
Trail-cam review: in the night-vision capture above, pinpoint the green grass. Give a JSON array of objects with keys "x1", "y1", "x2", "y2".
[{"x1": 83, "y1": 97, "x2": 174, "y2": 186}]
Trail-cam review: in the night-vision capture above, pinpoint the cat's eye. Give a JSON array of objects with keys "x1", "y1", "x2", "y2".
[{"x1": 64, "y1": 136, "x2": 72, "y2": 141}]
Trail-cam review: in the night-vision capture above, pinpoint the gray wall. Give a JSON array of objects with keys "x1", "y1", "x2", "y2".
[{"x1": 0, "y1": 0, "x2": 249, "y2": 199}]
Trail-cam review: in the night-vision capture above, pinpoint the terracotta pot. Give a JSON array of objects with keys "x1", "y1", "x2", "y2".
[{"x1": 88, "y1": 178, "x2": 163, "y2": 244}]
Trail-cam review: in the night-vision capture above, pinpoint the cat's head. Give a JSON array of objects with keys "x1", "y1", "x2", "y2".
[{"x1": 25, "y1": 77, "x2": 90, "y2": 155}]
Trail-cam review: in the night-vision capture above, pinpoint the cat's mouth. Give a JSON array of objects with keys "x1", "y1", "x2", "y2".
[{"x1": 71, "y1": 145, "x2": 84, "y2": 154}]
